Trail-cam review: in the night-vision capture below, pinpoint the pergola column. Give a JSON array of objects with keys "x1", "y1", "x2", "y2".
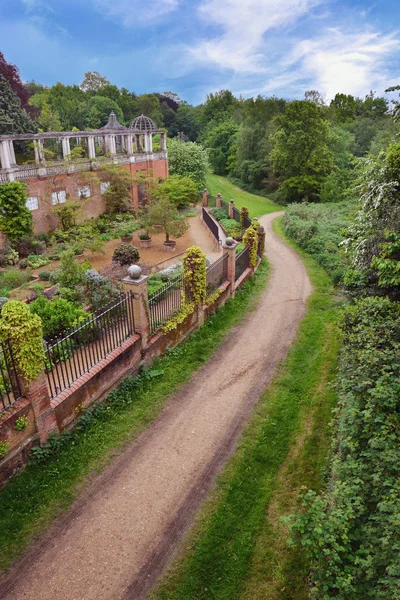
[
  {"x1": 148, "y1": 134, "x2": 153, "y2": 153},
  {"x1": 34, "y1": 139, "x2": 45, "y2": 163},
  {"x1": 0, "y1": 141, "x2": 11, "y2": 169},
  {"x1": 87, "y1": 136, "x2": 96, "y2": 159},
  {"x1": 160, "y1": 132, "x2": 167, "y2": 151},
  {"x1": 126, "y1": 134, "x2": 133, "y2": 154},
  {"x1": 61, "y1": 137, "x2": 71, "y2": 160},
  {"x1": 8, "y1": 140, "x2": 16, "y2": 165}
]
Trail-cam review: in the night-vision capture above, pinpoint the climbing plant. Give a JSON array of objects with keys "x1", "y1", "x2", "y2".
[
  {"x1": 243, "y1": 225, "x2": 258, "y2": 268},
  {"x1": 0, "y1": 181, "x2": 33, "y2": 241},
  {"x1": 182, "y1": 245, "x2": 207, "y2": 305},
  {"x1": 240, "y1": 206, "x2": 249, "y2": 230},
  {"x1": 0, "y1": 301, "x2": 45, "y2": 381}
]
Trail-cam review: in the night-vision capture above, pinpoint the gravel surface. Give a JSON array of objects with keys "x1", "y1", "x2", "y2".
[{"x1": 0, "y1": 212, "x2": 311, "y2": 600}]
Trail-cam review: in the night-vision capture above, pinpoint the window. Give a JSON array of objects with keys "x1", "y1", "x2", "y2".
[
  {"x1": 101, "y1": 181, "x2": 110, "y2": 194},
  {"x1": 26, "y1": 196, "x2": 39, "y2": 211},
  {"x1": 51, "y1": 190, "x2": 66, "y2": 205},
  {"x1": 78, "y1": 185, "x2": 91, "y2": 199}
]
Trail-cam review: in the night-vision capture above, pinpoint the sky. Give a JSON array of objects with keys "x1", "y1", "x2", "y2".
[{"x1": 0, "y1": 0, "x2": 399, "y2": 105}]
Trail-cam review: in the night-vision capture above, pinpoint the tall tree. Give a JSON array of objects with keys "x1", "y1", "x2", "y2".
[
  {"x1": 84, "y1": 96, "x2": 124, "y2": 129},
  {"x1": 0, "y1": 51, "x2": 36, "y2": 116},
  {"x1": 271, "y1": 100, "x2": 334, "y2": 202},
  {"x1": 0, "y1": 75, "x2": 35, "y2": 135},
  {"x1": 80, "y1": 71, "x2": 110, "y2": 93}
]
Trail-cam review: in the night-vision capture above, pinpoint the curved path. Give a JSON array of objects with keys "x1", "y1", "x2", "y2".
[{"x1": 0, "y1": 212, "x2": 312, "y2": 600}]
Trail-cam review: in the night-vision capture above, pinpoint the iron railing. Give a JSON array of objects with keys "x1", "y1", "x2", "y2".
[
  {"x1": 45, "y1": 292, "x2": 135, "y2": 399},
  {"x1": 207, "y1": 194, "x2": 216, "y2": 208},
  {"x1": 206, "y1": 254, "x2": 229, "y2": 298},
  {"x1": 0, "y1": 340, "x2": 22, "y2": 412},
  {"x1": 202, "y1": 207, "x2": 220, "y2": 243},
  {"x1": 221, "y1": 200, "x2": 229, "y2": 214},
  {"x1": 235, "y1": 246, "x2": 250, "y2": 281},
  {"x1": 233, "y1": 206, "x2": 241, "y2": 223},
  {"x1": 148, "y1": 274, "x2": 184, "y2": 336}
]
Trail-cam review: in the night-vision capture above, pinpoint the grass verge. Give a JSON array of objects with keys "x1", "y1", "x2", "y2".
[
  {"x1": 0, "y1": 259, "x2": 269, "y2": 572},
  {"x1": 206, "y1": 173, "x2": 279, "y2": 218},
  {"x1": 151, "y1": 217, "x2": 341, "y2": 600}
]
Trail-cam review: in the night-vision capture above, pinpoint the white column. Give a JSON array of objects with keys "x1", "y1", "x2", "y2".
[
  {"x1": 160, "y1": 132, "x2": 167, "y2": 151},
  {"x1": 126, "y1": 134, "x2": 133, "y2": 155},
  {"x1": 37, "y1": 139, "x2": 45, "y2": 162},
  {"x1": 0, "y1": 141, "x2": 11, "y2": 169},
  {"x1": 144, "y1": 134, "x2": 149, "y2": 153},
  {"x1": 148, "y1": 134, "x2": 153, "y2": 153},
  {"x1": 8, "y1": 141, "x2": 16, "y2": 165},
  {"x1": 87, "y1": 136, "x2": 96, "y2": 159},
  {"x1": 61, "y1": 137, "x2": 71, "y2": 160}
]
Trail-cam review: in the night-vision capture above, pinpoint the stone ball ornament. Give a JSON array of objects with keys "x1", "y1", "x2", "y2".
[
  {"x1": 127, "y1": 264, "x2": 142, "y2": 280},
  {"x1": 225, "y1": 237, "x2": 235, "y2": 247}
]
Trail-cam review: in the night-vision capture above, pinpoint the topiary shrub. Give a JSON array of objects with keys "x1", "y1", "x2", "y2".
[
  {"x1": 112, "y1": 244, "x2": 140, "y2": 266},
  {"x1": 243, "y1": 224, "x2": 258, "y2": 268},
  {"x1": 0, "y1": 301, "x2": 45, "y2": 381},
  {"x1": 240, "y1": 206, "x2": 249, "y2": 229},
  {"x1": 182, "y1": 245, "x2": 206, "y2": 305},
  {"x1": 38, "y1": 271, "x2": 51, "y2": 281},
  {"x1": 0, "y1": 181, "x2": 33, "y2": 242}
]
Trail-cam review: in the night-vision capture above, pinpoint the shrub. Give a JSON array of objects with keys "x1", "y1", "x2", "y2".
[
  {"x1": 0, "y1": 243, "x2": 18, "y2": 267},
  {"x1": 83, "y1": 269, "x2": 121, "y2": 313},
  {"x1": 29, "y1": 295, "x2": 87, "y2": 340},
  {"x1": 0, "y1": 269, "x2": 32, "y2": 296},
  {"x1": 209, "y1": 208, "x2": 228, "y2": 221},
  {"x1": 19, "y1": 258, "x2": 29, "y2": 269},
  {"x1": 26, "y1": 255, "x2": 50, "y2": 269},
  {"x1": 289, "y1": 297, "x2": 400, "y2": 599},
  {"x1": 112, "y1": 244, "x2": 140, "y2": 266},
  {"x1": 139, "y1": 233, "x2": 151, "y2": 240},
  {"x1": 242, "y1": 224, "x2": 258, "y2": 268},
  {"x1": 0, "y1": 441, "x2": 9, "y2": 459},
  {"x1": 16, "y1": 236, "x2": 45, "y2": 258},
  {"x1": 38, "y1": 271, "x2": 51, "y2": 281},
  {"x1": 219, "y1": 218, "x2": 242, "y2": 238},
  {"x1": 152, "y1": 175, "x2": 199, "y2": 208},
  {"x1": 0, "y1": 181, "x2": 33, "y2": 241},
  {"x1": 183, "y1": 246, "x2": 206, "y2": 304},
  {"x1": 240, "y1": 206, "x2": 249, "y2": 229}
]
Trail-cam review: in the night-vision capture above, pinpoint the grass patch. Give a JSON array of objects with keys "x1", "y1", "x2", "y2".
[
  {"x1": 0, "y1": 259, "x2": 269, "y2": 573},
  {"x1": 206, "y1": 173, "x2": 279, "y2": 218},
  {"x1": 151, "y1": 217, "x2": 341, "y2": 600}
]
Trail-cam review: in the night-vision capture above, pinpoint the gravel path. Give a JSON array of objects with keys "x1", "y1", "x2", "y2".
[{"x1": 0, "y1": 212, "x2": 312, "y2": 600}]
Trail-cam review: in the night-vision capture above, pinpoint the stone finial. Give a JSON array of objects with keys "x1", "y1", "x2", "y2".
[
  {"x1": 127, "y1": 264, "x2": 142, "y2": 280},
  {"x1": 225, "y1": 237, "x2": 235, "y2": 247}
]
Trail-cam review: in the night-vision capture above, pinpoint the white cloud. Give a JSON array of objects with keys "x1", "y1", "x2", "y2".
[
  {"x1": 281, "y1": 29, "x2": 400, "y2": 98},
  {"x1": 93, "y1": 0, "x2": 179, "y2": 26},
  {"x1": 190, "y1": 0, "x2": 323, "y2": 73}
]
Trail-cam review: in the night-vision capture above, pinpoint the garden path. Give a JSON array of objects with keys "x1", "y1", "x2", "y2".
[{"x1": 0, "y1": 212, "x2": 312, "y2": 600}]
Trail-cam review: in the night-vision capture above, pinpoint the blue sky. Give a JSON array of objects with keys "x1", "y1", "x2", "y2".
[{"x1": 0, "y1": 0, "x2": 399, "y2": 104}]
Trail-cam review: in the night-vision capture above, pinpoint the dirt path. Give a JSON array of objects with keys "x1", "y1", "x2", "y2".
[{"x1": 0, "y1": 212, "x2": 312, "y2": 600}]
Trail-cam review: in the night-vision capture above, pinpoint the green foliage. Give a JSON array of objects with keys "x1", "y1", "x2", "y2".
[
  {"x1": 240, "y1": 206, "x2": 249, "y2": 229},
  {"x1": 14, "y1": 416, "x2": 28, "y2": 431},
  {"x1": 84, "y1": 96, "x2": 124, "y2": 129},
  {"x1": 289, "y1": 297, "x2": 400, "y2": 600},
  {"x1": 0, "y1": 243, "x2": 18, "y2": 267},
  {"x1": 112, "y1": 243, "x2": 140, "y2": 266},
  {"x1": 205, "y1": 120, "x2": 238, "y2": 175},
  {"x1": 153, "y1": 175, "x2": 199, "y2": 208},
  {"x1": 271, "y1": 100, "x2": 334, "y2": 202},
  {"x1": 25, "y1": 255, "x2": 50, "y2": 269},
  {"x1": 29, "y1": 295, "x2": 87, "y2": 339},
  {"x1": 0, "y1": 441, "x2": 9, "y2": 459},
  {"x1": 0, "y1": 181, "x2": 33, "y2": 241},
  {"x1": 242, "y1": 224, "x2": 258, "y2": 268},
  {"x1": 167, "y1": 138, "x2": 209, "y2": 188},
  {"x1": 0, "y1": 74, "x2": 35, "y2": 135},
  {"x1": 102, "y1": 165, "x2": 134, "y2": 214},
  {"x1": 0, "y1": 301, "x2": 45, "y2": 380},
  {"x1": 83, "y1": 269, "x2": 121, "y2": 312},
  {"x1": 371, "y1": 230, "x2": 400, "y2": 288},
  {"x1": 51, "y1": 248, "x2": 85, "y2": 298},
  {"x1": 209, "y1": 207, "x2": 228, "y2": 221},
  {"x1": 146, "y1": 196, "x2": 189, "y2": 242},
  {"x1": 219, "y1": 218, "x2": 241, "y2": 238},
  {"x1": 38, "y1": 271, "x2": 51, "y2": 281},
  {"x1": 54, "y1": 201, "x2": 80, "y2": 231},
  {"x1": 182, "y1": 245, "x2": 206, "y2": 305},
  {"x1": 0, "y1": 269, "x2": 31, "y2": 297}
]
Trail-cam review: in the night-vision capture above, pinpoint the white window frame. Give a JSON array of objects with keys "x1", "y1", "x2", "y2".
[
  {"x1": 26, "y1": 196, "x2": 39, "y2": 211},
  {"x1": 51, "y1": 190, "x2": 66, "y2": 205},
  {"x1": 78, "y1": 185, "x2": 91, "y2": 199},
  {"x1": 100, "y1": 181, "x2": 110, "y2": 194}
]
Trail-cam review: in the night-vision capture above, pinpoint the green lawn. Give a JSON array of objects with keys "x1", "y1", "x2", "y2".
[
  {"x1": 152, "y1": 218, "x2": 341, "y2": 600},
  {"x1": 0, "y1": 260, "x2": 269, "y2": 572},
  {"x1": 206, "y1": 173, "x2": 279, "y2": 218}
]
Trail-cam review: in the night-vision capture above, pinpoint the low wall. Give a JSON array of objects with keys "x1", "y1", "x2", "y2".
[{"x1": 0, "y1": 399, "x2": 38, "y2": 486}]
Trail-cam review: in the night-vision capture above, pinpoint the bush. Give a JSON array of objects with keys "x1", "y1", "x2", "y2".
[
  {"x1": 0, "y1": 269, "x2": 32, "y2": 296},
  {"x1": 139, "y1": 233, "x2": 151, "y2": 240},
  {"x1": 209, "y1": 208, "x2": 229, "y2": 221},
  {"x1": 0, "y1": 181, "x2": 33, "y2": 241},
  {"x1": 0, "y1": 243, "x2": 18, "y2": 267},
  {"x1": 16, "y1": 236, "x2": 45, "y2": 258},
  {"x1": 112, "y1": 244, "x2": 140, "y2": 266},
  {"x1": 38, "y1": 271, "x2": 51, "y2": 281},
  {"x1": 26, "y1": 255, "x2": 50, "y2": 269},
  {"x1": 219, "y1": 218, "x2": 242, "y2": 238},
  {"x1": 83, "y1": 269, "x2": 121, "y2": 313},
  {"x1": 29, "y1": 295, "x2": 87, "y2": 340}
]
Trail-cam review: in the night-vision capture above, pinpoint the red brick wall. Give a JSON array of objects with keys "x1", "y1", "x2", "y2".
[
  {"x1": 0, "y1": 399, "x2": 38, "y2": 486},
  {"x1": 25, "y1": 159, "x2": 169, "y2": 234}
]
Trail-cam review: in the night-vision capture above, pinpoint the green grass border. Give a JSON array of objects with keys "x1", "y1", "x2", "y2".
[
  {"x1": 206, "y1": 173, "x2": 279, "y2": 218},
  {"x1": 0, "y1": 260, "x2": 270, "y2": 572},
  {"x1": 151, "y1": 217, "x2": 342, "y2": 600}
]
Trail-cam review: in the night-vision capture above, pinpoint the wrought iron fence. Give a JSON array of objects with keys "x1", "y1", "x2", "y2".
[
  {"x1": 0, "y1": 340, "x2": 22, "y2": 412},
  {"x1": 235, "y1": 246, "x2": 250, "y2": 281},
  {"x1": 207, "y1": 194, "x2": 216, "y2": 208},
  {"x1": 221, "y1": 199, "x2": 229, "y2": 214},
  {"x1": 206, "y1": 254, "x2": 228, "y2": 298},
  {"x1": 233, "y1": 206, "x2": 241, "y2": 223},
  {"x1": 45, "y1": 292, "x2": 135, "y2": 399},
  {"x1": 202, "y1": 207, "x2": 220, "y2": 243},
  {"x1": 148, "y1": 274, "x2": 184, "y2": 336}
]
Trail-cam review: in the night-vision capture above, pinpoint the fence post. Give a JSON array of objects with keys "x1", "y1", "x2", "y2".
[
  {"x1": 216, "y1": 193, "x2": 222, "y2": 208},
  {"x1": 229, "y1": 200, "x2": 235, "y2": 218},
  {"x1": 202, "y1": 188, "x2": 208, "y2": 207},
  {"x1": 258, "y1": 225, "x2": 266, "y2": 258},
  {"x1": 122, "y1": 266, "x2": 150, "y2": 349},
  {"x1": 223, "y1": 237, "x2": 237, "y2": 297},
  {"x1": 19, "y1": 372, "x2": 59, "y2": 443}
]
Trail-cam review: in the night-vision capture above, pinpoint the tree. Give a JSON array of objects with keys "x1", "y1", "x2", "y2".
[
  {"x1": 152, "y1": 176, "x2": 199, "y2": 208},
  {"x1": 385, "y1": 84, "x2": 400, "y2": 121},
  {"x1": 167, "y1": 138, "x2": 209, "y2": 188},
  {"x1": 81, "y1": 71, "x2": 110, "y2": 93},
  {"x1": 0, "y1": 51, "x2": 36, "y2": 116},
  {"x1": 271, "y1": 100, "x2": 334, "y2": 202},
  {"x1": 0, "y1": 181, "x2": 33, "y2": 241},
  {"x1": 137, "y1": 94, "x2": 164, "y2": 126},
  {"x1": 101, "y1": 165, "x2": 134, "y2": 214},
  {"x1": 330, "y1": 93, "x2": 358, "y2": 122},
  {"x1": 0, "y1": 75, "x2": 35, "y2": 135},
  {"x1": 84, "y1": 96, "x2": 124, "y2": 129},
  {"x1": 145, "y1": 197, "x2": 189, "y2": 242},
  {"x1": 205, "y1": 120, "x2": 239, "y2": 175},
  {"x1": 36, "y1": 99, "x2": 62, "y2": 132},
  {"x1": 304, "y1": 90, "x2": 325, "y2": 106},
  {"x1": 199, "y1": 90, "x2": 238, "y2": 130}
]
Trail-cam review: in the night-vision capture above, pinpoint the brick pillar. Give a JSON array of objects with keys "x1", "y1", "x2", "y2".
[
  {"x1": 229, "y1": 200, "x2": 235, "y2": 218},
  {"x1": 216, "y1": 193, "x2": 222, "y2": 208},
  {"x1": 258, "y1": 225, "x2": 266, "y2": 258},
  {"x1": 122, "y1": 268, "x2": 150, "y2": 348},
  {"x1": 223, "y1": 238, "x2": 238, "y2": 297},
  {"x1": 20, "y1": 372, "x2": 58, "y2": 443},
  {"x1": 202, "y1": 188, "x2": 208, "y2": 207}
]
